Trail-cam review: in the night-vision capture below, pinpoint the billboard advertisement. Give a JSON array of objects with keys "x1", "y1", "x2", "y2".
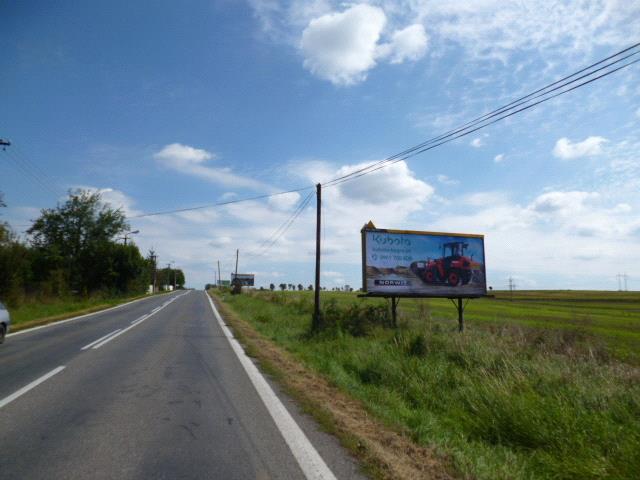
[
  {"x1": 362, "y1": 226, "x2": 486, "y2": 297},
  {"x1": 231, "y1": 273, "x2": 255, "y2": 286}
]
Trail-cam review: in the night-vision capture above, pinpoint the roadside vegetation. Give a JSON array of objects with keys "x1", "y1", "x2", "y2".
[
  {"x1": 214, "y1": 289, "x2": 640, "y2": 480},
  {"x1": 0, "y1": 190, "x2": 184, "y2": 326}
]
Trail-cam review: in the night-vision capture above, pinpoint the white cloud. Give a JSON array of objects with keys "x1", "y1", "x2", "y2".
[
  {"x1": 381, "y1": 24, "x2": 428, "y2": 64},
  {"x1": 552, "y1": 136, "x2": 608, "y2": 160},
  {"x1": 154, "y1": 143, "x2": 212, "y2": 164},
  {"x1": 436, "y1": 174, "x2": 458, "y2": 186},
  {"x1": 332, "y1": 160, "x2": 433, "y2": 206},
  {"x1": 153, "y1": 143, "x2": 269, "y2": 190},
  {"x1": 268, "y1": 191, "x2": 301, "y2": 210},
  {"x1": 301, "y1": 4, "x2": 387, "y2": 85},
  {"x1": 494, "y1": 153, "x2": 505, "y2": 163},
  {"x1": 470, "y1": 137, "x2": 483, "y2": 148},
  {"x1": 300, "y1": 4, "x2": 427, "y2": 85}
]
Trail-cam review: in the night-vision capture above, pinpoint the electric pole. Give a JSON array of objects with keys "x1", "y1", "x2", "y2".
[
  {"x1": 616, "y1": 274, "x2": 623, "y2": 291},
  {"x1": 166, "y1": 263, "x2": 172, "y2": 290},
  {"x1": 312, "y1": 183, "x2": 322, "y2": 331},
  {"x1": 150, "y1": 250, "x2": 157, "y2": 293},
  {"x1": 173, "y1": 264, "x2": 177, "y2": 290},
  {"x1": 218, "y1": 260, "x2": 221, "y2": 287},
  {"x1": 235, "y1": 249, "x2": 239, "y2": 278}
]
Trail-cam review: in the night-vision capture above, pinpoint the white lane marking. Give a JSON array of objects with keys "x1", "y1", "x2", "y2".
[
  {"x1": 131, "y1": 314, "x2": 148, "y2": 325},
  {"x1": 80, "y1": 329, "x2": 122, "y2": 350},
  {"x1": 205, "y1": 293, "x2": 337, "y2": 480},
  {"x1": 91, "y1": 291, "x2": 190, "y2": 350},
  {"x1": 0, "y1": 366, "x2": 66, "y2": 410},
  {"x1": 7, "y1": 292, "x2": 176, "y2": 338}
]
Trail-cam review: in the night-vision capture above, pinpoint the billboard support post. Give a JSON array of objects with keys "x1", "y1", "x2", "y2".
[{"x1": 390, "y1": 297, "x2": 398, "y2": 328}]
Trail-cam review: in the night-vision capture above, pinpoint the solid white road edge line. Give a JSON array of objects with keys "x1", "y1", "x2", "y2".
[
  {"x1": 7, "y1": 291, "x2": 176, "y2": 338},
  {"x1": 205, "y1": 293, "x2": 337, "y2": 480},
  {"x1": 81, "y1": 329, "x2": 122, "y2": 350},
  {"x1": 91, "y1": 291, "x2": 191, "y2": 349},
  {"x1": 0, "y1": 366, "x2": 66, "y2": 410}
]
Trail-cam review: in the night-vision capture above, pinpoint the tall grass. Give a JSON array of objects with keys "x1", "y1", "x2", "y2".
[{"x1": 218, "y1": 290, "x2": 640, "y2": 479}]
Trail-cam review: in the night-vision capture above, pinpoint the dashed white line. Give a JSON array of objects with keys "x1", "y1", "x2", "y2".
[
  {"x1": 131, "y1": 314, "x2": 148, "y2": 325},
  {"x1": 205, "y1": 293, "x2": 337, "y2": 480},
  {"x1": 81, "y1": 329, "x2": 122, "y2": 350},
  {"x1": 91, "y1": 291, "x2": 190, "y2": 350},
  {"x1": 0, "y1": 366, "x2": 66, "y2": 410}
]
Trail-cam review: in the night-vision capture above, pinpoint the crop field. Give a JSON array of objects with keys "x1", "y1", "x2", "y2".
[{"x1": 215, "y1": 289, "x2": 640, "y2": 480}]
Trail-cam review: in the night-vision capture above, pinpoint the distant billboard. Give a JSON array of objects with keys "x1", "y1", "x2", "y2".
[
  {"x1": 362, "y1": 226, "x2": 486, "y2": 298},
  {"x1": 231, "y1": 273, "x2": 255, "y2": 287}
]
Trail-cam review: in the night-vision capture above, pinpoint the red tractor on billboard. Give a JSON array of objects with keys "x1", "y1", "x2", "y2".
[{"x1": 410, "y1": 241, "x2": 473, "y2": 286}]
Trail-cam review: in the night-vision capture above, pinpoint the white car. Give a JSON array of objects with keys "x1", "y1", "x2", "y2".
[{"x1": 0, "y1": 302, "x2": 10, "y2": 343}]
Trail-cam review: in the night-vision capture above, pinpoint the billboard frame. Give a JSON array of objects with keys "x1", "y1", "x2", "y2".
[{"x1": 360, "y1": 223, "x2": 487, "y2": 331}]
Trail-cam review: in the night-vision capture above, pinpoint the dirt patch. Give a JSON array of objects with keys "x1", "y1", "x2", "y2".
[{"x1": 212, "y1": 294, "x2": 455, "y2": 480}]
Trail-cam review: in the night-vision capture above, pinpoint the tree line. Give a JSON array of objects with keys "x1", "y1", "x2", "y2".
[{"x1": 0, "y1": 190, "x2": 184, "y2": 307}]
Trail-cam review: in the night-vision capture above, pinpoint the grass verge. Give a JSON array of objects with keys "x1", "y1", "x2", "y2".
[
  {"x1": 213, "y1": 289, "x2": 640, "y2": 480},
  {"x1": 7, "y1": 292, "x2": 164, "y2": 332},
  {"x1": 210, "y1": 291, "x2": 455, "y2": 480}
]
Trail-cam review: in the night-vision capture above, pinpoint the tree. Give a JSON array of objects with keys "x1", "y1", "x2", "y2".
[
  {"x1": 308, "y1": 284, "x2": 313, "y2": 291},
  {"x1": 297, "y1": 284, "x2": 303, "y2": 291},
  {"x1": 279, "y1": 283, "x2": 286, "y2": 291},
  {"x1": 269, "y1": 283, "x2": 275, "y2": 291},
  {"x1": 26, "y1": 189, "x2": 153, "y2": 295}
]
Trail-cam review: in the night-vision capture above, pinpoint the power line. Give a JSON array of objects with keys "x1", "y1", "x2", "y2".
[
  {"x1": 130, "y1": 186, "x2": 313, "y2": 219},
  {"x1": 105, "y1": 42, "x2": 640, "y2": 219},
  {"x1": 322, "y1": 44, "x2": 640, "y2": 188},
  {"x1": 248, "y1": 191, "x2": 314, "y2": 257}
]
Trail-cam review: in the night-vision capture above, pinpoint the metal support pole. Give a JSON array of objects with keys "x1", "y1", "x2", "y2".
[
  {"x1": 312, "y1": 183, "x2": 322, "y2": 331},
  {"x1": 457, "y1": 298, "x2": 464, "y2": 332},
  {"x1": 391, "y1": 296, "x2": 398, "y2": 328},
  {"x1": 217, "y1": 260, "x2": 221, "y2": 287}
]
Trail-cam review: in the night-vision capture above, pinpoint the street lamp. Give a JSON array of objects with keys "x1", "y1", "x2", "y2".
[{"x1": 119, "y1": 230, "x2": 140, "y2": 246}]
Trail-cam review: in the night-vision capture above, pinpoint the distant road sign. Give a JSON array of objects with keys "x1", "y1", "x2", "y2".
[{"x1": 231, "y1": 273, "x2": 255, "y2": 287}]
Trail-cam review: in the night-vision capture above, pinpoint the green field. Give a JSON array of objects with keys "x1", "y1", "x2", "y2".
[{"x1": 215, "y1": 289, "x2": 640, "y2": 480}]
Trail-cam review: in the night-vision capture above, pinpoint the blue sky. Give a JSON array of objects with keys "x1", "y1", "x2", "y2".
[{"x1": 2, "y1": 1, "x2": 639, "y2": 290}]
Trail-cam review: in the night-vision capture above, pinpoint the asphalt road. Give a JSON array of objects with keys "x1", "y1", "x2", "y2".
[{"x1": 0, "y1": 291, "x2": 365, "y2": 479}]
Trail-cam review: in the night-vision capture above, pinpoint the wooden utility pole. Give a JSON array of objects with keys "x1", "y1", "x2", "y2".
[
  {"x1": 312, "y1": 183, "x2": 322, "y2": 331},
  {"x1": 150, "y1": 251, "x2": 157, "y2": 293}
]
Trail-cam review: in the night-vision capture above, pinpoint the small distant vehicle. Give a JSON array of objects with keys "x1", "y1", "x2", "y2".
[
  {"x1": 410, "y1": 241, "x2": 474, "y2": 287},
  {"x1": 0, "y1": 301, "x2": 10, "y2": 344}
]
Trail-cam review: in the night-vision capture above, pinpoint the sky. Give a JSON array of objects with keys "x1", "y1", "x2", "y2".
[{"x1": 1, "y1": 0, "x2": 640, "y2": 290}]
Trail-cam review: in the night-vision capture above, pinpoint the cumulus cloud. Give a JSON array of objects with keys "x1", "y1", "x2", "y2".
[
  {"x1": 552, "y1": 136, "x2": 608, "y2": 160},
  {"x1": 153, "y1": 143, "x2": 269, "y2": 190},
  {"x1": 494, "y1": 153, "x2": 505, "y2": 163},
  {"x1": 268, "y1": 191, "x2": 302, "y2": 210},
  {"x1": 333, "y1": 160, "x2": 433, "y2": 206},
  {"x1": 380, "y1": 23, "x2": 428, "y2": 64},
  {"x1": 301, "y1": 4, "x2": 386, "y2": 85},
  {"x1": 300, "y1": 4, "x2": 427, "y2": 85}
]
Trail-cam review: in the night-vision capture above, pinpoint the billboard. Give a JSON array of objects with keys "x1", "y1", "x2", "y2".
[
  {"x1": 362, "y1": 226, "x2": 486, "y2": 297},
  {"x1": 231, "y1": 273, "x2": 255, "y2": 286}
]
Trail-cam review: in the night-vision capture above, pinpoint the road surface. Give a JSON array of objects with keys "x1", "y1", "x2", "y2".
[{"x1": 0, "y1": 290, "x2": 365, "y2": 479}]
